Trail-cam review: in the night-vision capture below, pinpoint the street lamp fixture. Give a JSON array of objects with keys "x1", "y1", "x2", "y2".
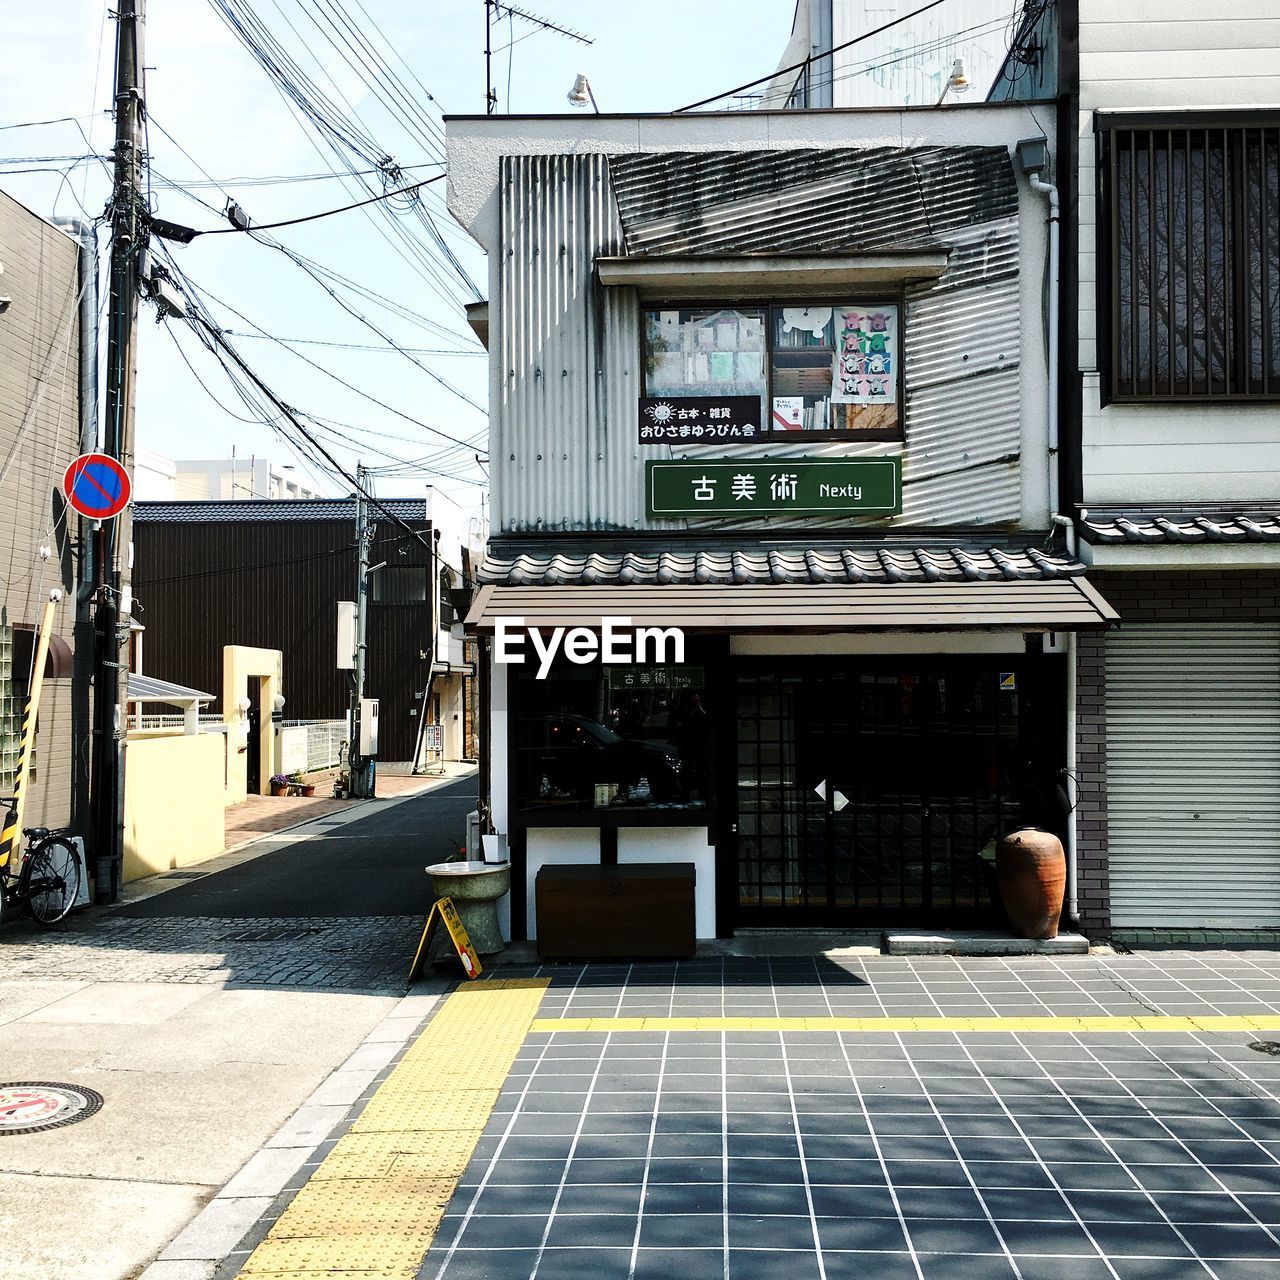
[
  {"x1": 937, "y1": 57, "x2": 970, "y2": 106},
  {"x1": 567, "y1": 73, "x2": 598, "y2": 112}
]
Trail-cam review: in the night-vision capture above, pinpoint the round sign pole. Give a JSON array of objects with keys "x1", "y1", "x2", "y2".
[{"x1": 62, "y1": 452, "x2": 132, "y2": 522}]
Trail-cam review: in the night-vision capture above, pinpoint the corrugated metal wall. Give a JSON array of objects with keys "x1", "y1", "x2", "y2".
[
  {"x1": 133, "y1": 515, "x2": 434, "y2": 762},
  {"x1": 494, "y1": 150, "x2": 1023, "y2": 534}
]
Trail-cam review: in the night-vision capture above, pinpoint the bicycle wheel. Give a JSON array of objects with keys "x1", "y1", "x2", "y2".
[{"x1": 21, "y1": 837, "x2": 80, "y2": 926}]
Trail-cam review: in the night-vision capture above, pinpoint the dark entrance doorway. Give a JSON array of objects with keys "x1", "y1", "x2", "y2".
[
  {"x1": 734, "y1": 657, "x2": 1065, "y2": 927},
  {"x1": 245, "y1": 677, "x2": 263, "y2": 794}
]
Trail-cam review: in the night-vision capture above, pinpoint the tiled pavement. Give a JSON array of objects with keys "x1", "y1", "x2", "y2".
[
  {"x1": 137, "y1": 952, "x2": 1280, "y2": 1280},
  {"x1": 525, "y1": 953, "x2": 1280, "y2": 1022},
  {"x1": 417, "y1": 955, "x2": 1280, "y2": 1280}
]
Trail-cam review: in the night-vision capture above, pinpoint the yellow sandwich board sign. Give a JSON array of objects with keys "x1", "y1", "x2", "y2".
[{"x1": 409, "y1": 896, "x2": 482, "y2": 982}]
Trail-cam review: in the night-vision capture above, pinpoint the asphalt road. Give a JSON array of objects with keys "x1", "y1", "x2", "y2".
[{"x1": 120, "y1": 778, "x2": 480, "y2": 919}]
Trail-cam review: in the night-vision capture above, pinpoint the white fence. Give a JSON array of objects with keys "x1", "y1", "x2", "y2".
[
  {"x1": 135, "y1": 715, "x2": 347, "y2": 772},
  {"x1": 282, "y1": 720, "x2": 347, "y2": 771},
  {"x1": 135, "y1": 713, "x2": 227, "y2": 732}
]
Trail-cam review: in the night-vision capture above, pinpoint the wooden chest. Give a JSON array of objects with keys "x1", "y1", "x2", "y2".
[{"x1": 535, "y1": 863, "x2": 697, "y2": 961}]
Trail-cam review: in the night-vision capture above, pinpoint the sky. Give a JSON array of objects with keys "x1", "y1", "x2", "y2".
[{"x1": 1, "y1": 0, "x2": 798, "y2": 518}]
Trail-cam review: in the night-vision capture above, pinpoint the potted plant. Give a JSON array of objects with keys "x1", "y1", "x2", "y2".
[
  {"x1": 269, "y1": 773, "x2": 290, "y2": 797},
  {"x1": 287, "y1": 769, "x2": 315, "y2": 797}
]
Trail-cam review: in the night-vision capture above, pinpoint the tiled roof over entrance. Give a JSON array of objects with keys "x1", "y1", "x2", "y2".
[{"x1": 478, "y1": 539, "x2": 1084, "y2": 586}]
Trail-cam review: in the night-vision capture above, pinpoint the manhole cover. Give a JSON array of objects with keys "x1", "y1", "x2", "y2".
[
  {"x1": 1247, "y1": 1041, "x2": 1280, "y2": 1057},
  {"x1": 0, "y1": 1082, "x2": 103, "y2": 1135}
]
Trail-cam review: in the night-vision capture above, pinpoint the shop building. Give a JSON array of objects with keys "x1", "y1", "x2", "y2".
[
  {"x1": 446, "y1": 104, "x2": 1117, "y2": 942},
  {"x1": 995, "y1": 4, "x2": 1280, "y2": 939}
]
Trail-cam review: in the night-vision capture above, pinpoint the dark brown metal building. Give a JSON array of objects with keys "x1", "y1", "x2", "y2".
[{"x1": 132, "y1": 499, "x2": 438, "y2": 762}]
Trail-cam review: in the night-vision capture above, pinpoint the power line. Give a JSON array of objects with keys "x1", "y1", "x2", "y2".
[
  {"x1": 150, "y1": 156, "x2": 479, "y2": 347},
  {"x1": 223, "y1": 330, "x2": 483, "y2": 355},
  {"x1": 155, "y1": 248, "x2": 486, "y2": 478},
  {"x1": 676, "y1": 0, "x2": 953, "y2": 112},
  {"x1": 0, "y1": 114, "x2": 102, "y2": 132},
  {"x1": 150, "y1": 160, "x2": 442, "y2": 189},
  {"x1": 189, "y1": 172, "x2": 445, "y2": 235}
]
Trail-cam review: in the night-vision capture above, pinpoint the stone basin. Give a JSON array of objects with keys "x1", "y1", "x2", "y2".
[{"x1": 425, "y1": 860, "x2": 511, "y2": 955}]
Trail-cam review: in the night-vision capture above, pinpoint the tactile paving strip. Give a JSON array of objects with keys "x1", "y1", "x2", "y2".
[{"x1": 235, "y1": 977, "x2": 549, "y2": 1278}]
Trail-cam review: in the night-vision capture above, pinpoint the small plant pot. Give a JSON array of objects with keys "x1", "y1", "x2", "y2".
[
  {"x1": 301, "y1": 785, "x2": 316, "y2": 797},
  {"x1": 270, "y1": 782, "x2": 289, "y2": 797}
]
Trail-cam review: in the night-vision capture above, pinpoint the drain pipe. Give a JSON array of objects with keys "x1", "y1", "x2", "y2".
[
  {"x1": 52, "y1": 218, "x2": 99, "y2": 454},
  {"x1": 1024, "y1": 145, "x2": 1075, "y2": 931},
  {"x1": 1027, "y1": 164, "x2": 1061, "y2": 522},
  {"x1": 52, "y1": 217, "x2": 100, "y2": 844}
]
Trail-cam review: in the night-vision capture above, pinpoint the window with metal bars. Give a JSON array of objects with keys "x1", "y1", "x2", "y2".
[
  {"x1": 1098, "y1": 113, "x2": 1280, "y2": 402},
  {"x1": 0, "y1": 627, "x2": 21, "y2": 790}
]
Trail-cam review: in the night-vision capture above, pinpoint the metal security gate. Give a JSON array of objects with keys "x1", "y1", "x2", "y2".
[
  {"x1": 734, "y1": 659, "x2": 1064, "y2": 926},
  {"x1": 1107, "y1": 623, "x2": 1280, "y2": 927}
]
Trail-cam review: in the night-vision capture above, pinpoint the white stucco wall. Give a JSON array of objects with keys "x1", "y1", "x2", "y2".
[{"x1": 1076, "y1": 3, "x2": 1280, "y2": 506}]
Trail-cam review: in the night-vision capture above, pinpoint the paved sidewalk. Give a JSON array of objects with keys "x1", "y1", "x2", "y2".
[
  {"x1": 147, "y1": 950, "x2": 1280, "y2": 1280},
  {"x1": 0, "y1": 778, "x2": 474, "y2": 1280}
]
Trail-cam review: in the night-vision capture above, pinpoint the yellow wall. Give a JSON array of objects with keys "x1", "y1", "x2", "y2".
[
  {"x1": 222, "y1": 645, "x2": 283, "y2": 803},
  {"x1": 123, "y1": 732, "x2": 226, "y2": 882}
]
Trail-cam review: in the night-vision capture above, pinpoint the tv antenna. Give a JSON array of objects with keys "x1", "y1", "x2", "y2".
[{"x1": 484, "y1": 1, "x2": 594, "y2": 114}]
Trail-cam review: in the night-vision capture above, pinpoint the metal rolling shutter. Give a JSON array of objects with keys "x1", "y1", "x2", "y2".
[{"x1": 1106, "y1": 623, "x2": 1280, "y2": 928}]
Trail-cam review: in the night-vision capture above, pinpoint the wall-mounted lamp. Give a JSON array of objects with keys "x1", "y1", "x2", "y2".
[
  {"x1": 273, "y1": 693, "x2": 286, "y2": 713},
  {"x1": 236, "y1": 696, "x2": 252, "y2": 716}
]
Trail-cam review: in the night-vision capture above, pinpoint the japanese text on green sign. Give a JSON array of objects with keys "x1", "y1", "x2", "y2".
[{"x1": 645, "y1": 457, "x2": 901, "y2": 518}]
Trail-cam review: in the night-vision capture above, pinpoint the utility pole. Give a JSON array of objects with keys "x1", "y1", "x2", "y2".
[
  {"x1": 348, "y1": 466, "x2": 375, "y2": 799},
  {"x1": 91, "y1": 0, "x2": 145, "y2": 902}
]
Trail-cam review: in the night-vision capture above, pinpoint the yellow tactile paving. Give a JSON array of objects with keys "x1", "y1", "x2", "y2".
[
  {"x1": 234, "y1": 978, "x2": 549, "y2": 1280},
  {"x1": 241, "y1": 1234, "x2": 437, "y2": 1272},
  {"x1": 271, "y1": 1178, "x2": 455, "y2": 1236},
  {"x1": 529, "y1": 1013, "x2": 1280, "y2": 1034},
  {"x1": 351, "y1": 1091, "x2": 500, "y2": 1133}
]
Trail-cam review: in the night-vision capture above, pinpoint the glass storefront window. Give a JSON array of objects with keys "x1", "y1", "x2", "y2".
[
  {"x1": 512, "y1": 657, "x2": 711, "y2": 820},
  {"x1": 642, "y1": 301, "x2": 902, "y2": 441}
]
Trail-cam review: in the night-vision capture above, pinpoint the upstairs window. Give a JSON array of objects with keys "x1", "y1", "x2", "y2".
[
  {"x1": 643, "y1": 301, "x2": 902, "y2": 441},
  {"x1": 1099, "y1": 115, "x2": 1280, "y2": 401},
  {"x1": 369, "y1": 566, "x2": 428, "y2": 605}
]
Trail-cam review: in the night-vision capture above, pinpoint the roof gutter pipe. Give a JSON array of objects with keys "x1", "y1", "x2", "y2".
[
  {"x1": 1027, "y1": 168, "x2": 1061, "y2": 530},
  {"x1": 1024, "y1": 160, "x2": 1079, "y2": 929}
]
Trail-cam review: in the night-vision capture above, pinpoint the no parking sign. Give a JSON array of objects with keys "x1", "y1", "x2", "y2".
[{"x1": 62, "y1": 452, "x2": 131, "y2": 520}]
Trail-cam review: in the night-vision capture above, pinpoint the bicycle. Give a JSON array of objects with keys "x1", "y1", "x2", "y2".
[{"x1": 0, "y1": 800, "x2": 81, "y2": 926}]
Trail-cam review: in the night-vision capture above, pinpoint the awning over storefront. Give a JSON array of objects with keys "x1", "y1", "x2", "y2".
[{"x1": 466, "y1": 540, "x2": 1118, "y2": 632}]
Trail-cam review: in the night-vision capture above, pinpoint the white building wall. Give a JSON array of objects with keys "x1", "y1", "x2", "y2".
[
  {"x1": 762, "y1": 1, "x2": 1022, "y2": 109},
  {"x1": 133, "y1": 447, "x2": 177, "y2": 500},
  {"x1": 1077, "y1": 2, "x2": 1280, "y2": 506},
  {"x1": 829, "y1": 1, "x2": 1022, "y2": 108},
  {"x1": 170, "y1": 458, "x2": 321, "y2": 501}
]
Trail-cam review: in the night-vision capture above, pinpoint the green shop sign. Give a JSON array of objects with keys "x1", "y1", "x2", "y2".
[{"x1": 645, "y1": 457, "x2": 901, "y2": 518}]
